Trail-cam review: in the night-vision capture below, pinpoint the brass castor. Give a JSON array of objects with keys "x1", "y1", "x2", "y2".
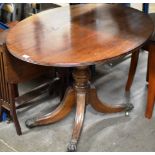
[
  {"x1": 125, "y1": 111, "x2": 129, "y2": 116},
  {"x1": 125, "y1": 103, "x2": 134, "y2": 116}
]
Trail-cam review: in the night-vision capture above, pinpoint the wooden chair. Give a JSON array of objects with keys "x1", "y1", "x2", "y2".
[
  {"x1": 0, "y1": 22, "x2": 61, "y2": 135},
  {"x1": 126, "y1": 13, "x2": 155, "y2": 119}
]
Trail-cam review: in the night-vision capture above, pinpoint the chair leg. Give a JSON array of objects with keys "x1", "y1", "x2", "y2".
[
  {"x1": 13, "y1": 84, "x2": 19, "y2": 98},
  {"x1": 125, "y1": 50, "x2": 140, "y2": 91},
  {"x1": 8, "y1": 84, "x2": 22, "y2": 135},
  {"x1": 145, "y1": 84, "x2": 155, "y2": 119},
  {"x1": 145, "y1": 44, "x2": 155, "y2": 119},
  {"x1": 146, "y1": 52, "x2": 150, "y2": 82},
  {"x1": 0, "y1": 101, "x2": 2, "y2": 122}
]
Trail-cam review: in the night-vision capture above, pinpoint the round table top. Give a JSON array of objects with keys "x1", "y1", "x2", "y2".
[{"x1": 6, "y1": 4, "x2": 154, "y2": 67}]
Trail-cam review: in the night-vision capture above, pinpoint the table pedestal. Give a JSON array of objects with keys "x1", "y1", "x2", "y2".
[{"x1": 25, "y1": 66, "x2": 133, "y2": 151}]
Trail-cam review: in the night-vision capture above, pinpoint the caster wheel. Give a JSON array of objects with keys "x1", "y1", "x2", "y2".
[
  {"x1": 67, "y1": 142, "x2": 77, "y2": 152},
  {"x1": 124, "y1": 103, "x2": 134, "y2": 117},
  {"x1": 125, "y1": 111, "x2": 129, "y2": 116}
]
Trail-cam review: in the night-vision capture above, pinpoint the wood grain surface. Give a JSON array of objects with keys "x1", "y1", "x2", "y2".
[{"x1": 6, "y1": 4, "x2": 154, "y2": 67}]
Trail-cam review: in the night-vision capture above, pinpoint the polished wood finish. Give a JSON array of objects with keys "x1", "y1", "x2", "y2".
[
  {"x1": 0, "y1": 41, "x2": 59, "y2": 135},
  {"x1": 6, "y1": 4, "x2": 153, "y2": 151},
  {"x1": 0, "y1": 24, "x2": 62, "y2": 135},
  {"x1": 145, "y1": 43, "x2": 155, "y2": 118},
  {"x1": 90, "y1": 86, "x2": 128, "y2": 113},
  {"x1": 25, "y1": 87, "x2": 75, "y2": 127},
  {"x1": 125, "y1": 12, "x2": 155, "y2": 119},
  {"x1": 9, "y1": 84, "x2": 21, "y2": 135},
  {"x1": 125, "y1": 50, "x2": 140, "y2": 91},
  {"x1": 7, "y1": 4, "x2": 153, "y2": 67},
  {"x1": 26, "y1": 67, "x2": 133, "y2": 151},
  {"x1": 68, "y1": 85, "x2": 87, "y2": 151},
  {"x1": 125, "y1": 44, "x2": 149, "y2": 91},
  {"x1": 128, "y1": 42, "x2": 155, "y2": 118}
]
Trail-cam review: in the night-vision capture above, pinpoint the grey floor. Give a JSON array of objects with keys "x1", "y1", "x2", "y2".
[{"x1": 0, "y1": 51, "x2": 155, "y2": 152}]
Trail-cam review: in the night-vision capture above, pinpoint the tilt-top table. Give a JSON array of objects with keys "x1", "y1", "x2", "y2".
[{"x1": 6, "y1": 4, "x2": 154, "y2": 151}]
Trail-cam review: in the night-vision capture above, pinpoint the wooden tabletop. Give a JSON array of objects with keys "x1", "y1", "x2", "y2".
[{"x1": 6, "y1": 4, "x2": 154, "y2": 67}]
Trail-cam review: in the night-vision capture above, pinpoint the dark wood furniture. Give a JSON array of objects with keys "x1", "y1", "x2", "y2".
[
  {"x1": 126, "y1": 13, "x2": 155, "y2": 119},
  {"x1": 0, "y1": 22, "x2": 60, "y2": 135},
  {"x1": 6, "y1": 4, "x2": 153, "y2": 151}
]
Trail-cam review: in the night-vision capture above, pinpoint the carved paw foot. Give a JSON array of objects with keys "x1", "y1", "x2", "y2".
[
  {"x1": 25, "y1": 118, "x2": 38, "y2": 128},
  {"x1": 67, "y1": 141, "x2": 77, "y2": 152},
  {"x1": 125, "y1": 103, "x2": 134, "y2": 111}
]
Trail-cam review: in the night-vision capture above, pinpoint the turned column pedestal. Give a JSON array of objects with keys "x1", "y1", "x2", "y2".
[{"x1": 25, "y1": 66, "x2": 134, "y2": 151}]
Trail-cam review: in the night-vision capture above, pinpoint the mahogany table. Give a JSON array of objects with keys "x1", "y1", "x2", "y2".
[{"x1": 6, "y1": 4, "x2": 153, "y2": 151}]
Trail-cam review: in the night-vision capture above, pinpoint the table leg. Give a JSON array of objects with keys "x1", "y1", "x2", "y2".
[
  {"x1": 89, "y1": 86, "x2": 133, "y2": 113},
  {"x1": 67, "y1": 67, "x2": 88, "y2": 151},
  {"x1": 125, "y1": 50, "x2": 140, "y2": 91},
  {"x1": 25, "y1": 66, "x2": 133, "y2": 151},
  {"x1": 67, "y1": 90, "x2": 86, "y2": 151},
  {"x1": 0, "y1": 100, "x2": 2, "y2": 121},
  {"x1": 145, "y1": 44, "x2": 155, "y2": 119},
  {"x1": 67, "y1": 66, "x2": 133, "y2": 151},
  {"x1": 25, "y1": 87, "x2": 75, "y2": 128}
]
